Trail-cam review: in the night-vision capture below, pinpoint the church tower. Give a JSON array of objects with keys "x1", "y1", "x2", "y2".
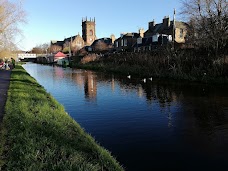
[{"x1": 82, "y1": 17, "x2": 96, "y2": 46}]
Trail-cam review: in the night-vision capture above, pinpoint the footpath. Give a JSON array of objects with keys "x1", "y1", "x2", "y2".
[{"x1": 0, "y1": 70, "x2": 11, "y2": 122}]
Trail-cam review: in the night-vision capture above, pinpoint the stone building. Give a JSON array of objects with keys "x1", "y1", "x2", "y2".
[
  {"x1": 50, "y1": 17, "x2": 96, "y2": 54},
  {"x1": 133, "y1": 16, "x2": 189, "y2": 52},
  {"x1": 63, "y1": 33, "x2": 84, "y2": 55},
  {"x1": 50, "y1": 40, "x2": 64, "y2": 54},
  {"x1": 82, "y1": 17, "x2": 96, "y2": 46},
  {"x1": 114, "y1": 32, "x2": 141, "y2": 52},
  {"x1": 144, "y1": 16, "x2": 188, "y2": 43}
]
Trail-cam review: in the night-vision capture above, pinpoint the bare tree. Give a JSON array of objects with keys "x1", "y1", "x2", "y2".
[
  {"x1": 94, "y1": 41, "x2": 108, "y2": 53},
  {"x1": 31, "y1": 43, "x2": 49, "y2": 54},
  {"x1": 0, "y1": 0, "x2": 26, "y2": 58},
  {"x1": 181, "y1": 0, "x2": 228, "y2": 58},
  {"x1": 50, "y1": 44, "x2": 62, "y2": 54},
  {"x1": 70, "y1": 46, "x2": 80, "y2": 56},
  {"x1": 40, "y1": 43, "x2": 49, "y2": 54}
]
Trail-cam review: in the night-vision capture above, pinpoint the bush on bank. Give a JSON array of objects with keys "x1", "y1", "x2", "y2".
[
  {"x1": 73, "y1": 48, "x2": 228, "y2": 84},
  {"x1": 0, "y1": 65, "x2": 124, "y2": 171}
]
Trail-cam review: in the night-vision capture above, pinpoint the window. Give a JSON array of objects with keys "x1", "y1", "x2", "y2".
[
  {"x1": 121, "y1": 39, "x2": 124, "y2": 46},
  {"x1": 179, "y1": 28, "x2": 184, "y2": 38},
  {"x1": 115, "y1": 41, "x2": 119, "y2": 47},
  {"x1": 124, "y1": 39, "x2": 127, "y2": 46}
]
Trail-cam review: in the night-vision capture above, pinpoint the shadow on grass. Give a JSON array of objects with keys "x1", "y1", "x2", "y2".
[
  {"x1": 11, "y1": 79, "x2": 43, "y2": 88},
  {"x1": 12, "y1": 69, "x2": 30, "y2": 76}
]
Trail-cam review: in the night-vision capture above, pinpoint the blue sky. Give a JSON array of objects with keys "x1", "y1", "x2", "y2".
[{"x1": 18, "y1": 0, "x2": 183, "y2": 51}]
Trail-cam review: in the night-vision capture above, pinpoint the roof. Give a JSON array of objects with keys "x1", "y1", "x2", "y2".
[
  {"x1": 91, "y1": 38, "x2": 112, "y2": 47},
  {"x1": 123, "y1": 32, "x2": 140, "y2": 38},
  {"x1": 51, "y1": 40, "x2": 64, "y2": 46},
  {"x1": 64, "y1": 33, "x2": 82, "y2": 42},
  {"x1": 115, "y1": 32, "x2": 141, "y2": 42},
  {"x1": 64, "y1": 36, "x2": 76, "y2": 42},
  {"x1": 145, "y1": 20, "x2": 188, "y2": 36},
  {"x1": 54, "y1": 52, "x2": 66, "y2": 58}
]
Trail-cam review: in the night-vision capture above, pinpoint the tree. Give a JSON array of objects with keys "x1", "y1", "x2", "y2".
[
  {"x1": 94, "y1": 41, "x2": 108, "y2": 53},
  {"x1": 181, "y1": 0, "x2": 228, "y2": 58},
  {"x1": 0, "y1": 0, "x2": 26, "y2": 58},
  {"x1": 71, "y1": 45, "x2": 82, "y2": 56},
  {"x1": 62, "y1": 47, "x2": 70, "y2": 54},
  {"x1": 31, "y1": 43, "x2": 49, "y2": 54},
  {"x1": 31, "y1": 47, "x2": 42, "y2": 54},
  {"x1": 50, "y1": 44, "x2": 62, "y2": 54}
]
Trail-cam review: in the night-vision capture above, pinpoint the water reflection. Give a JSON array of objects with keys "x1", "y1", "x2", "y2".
[
  {"x1": 84, "y1": 71, "x2": 97, "y2": 101},
  {"x1": 50, "y1": 65, "x2": 228, "y2": 137},
  {"x1": 53, "y1": 66, "x2": 64, "y2": 78},
  {"x1": 23, "y1": 64, "x2": 228, "y2": 171}
]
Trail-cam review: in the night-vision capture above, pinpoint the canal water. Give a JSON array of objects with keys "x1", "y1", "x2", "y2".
[{"x1": 23, "y1": 63, "x2": 228, "y2": 171}]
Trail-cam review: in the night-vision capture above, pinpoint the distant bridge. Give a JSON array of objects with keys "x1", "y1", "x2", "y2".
[{"x1": 18, "y1": 53, "x2": 37, "y2": 62}]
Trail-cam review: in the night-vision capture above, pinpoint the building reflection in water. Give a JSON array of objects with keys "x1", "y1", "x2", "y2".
[
  {"x1": 84, "y1": 71, "x2": 97, "y2": 101},
  {"x1": 54, "y1": 67, "x2": 227, "y2": 131},
  {"x1": 137, "y1": 85, "x2": 144, "y2": 98},
  {"x1": 71, "y1": 70, "x2": 84, "y2": 92},
  {"x1": 70, "y1": 69, "x2": 181, "y2": 127},
  {"x1": 111, "y1": 75, "x2": 115, "y2": 92},
  {"x1": 53, "y1": 66, "x2": 64, "y2": 79},
  {"x1": 71, "y1": 70, "x2": 97, "y2": 101}
]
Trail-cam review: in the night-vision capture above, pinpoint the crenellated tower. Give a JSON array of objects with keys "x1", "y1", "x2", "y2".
[{"x1": 82, "y1": 17, "x2": 96, "y2": 46}]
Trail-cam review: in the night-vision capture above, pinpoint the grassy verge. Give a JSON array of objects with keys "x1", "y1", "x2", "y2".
[{"x1": 0, "y1": 65, "x2": 124, "y2": 171}]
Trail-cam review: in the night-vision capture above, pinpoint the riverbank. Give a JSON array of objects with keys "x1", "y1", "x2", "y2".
[
  {"x1": 72, "y1": 50, "x2": 228, "y2": 84},
  {"x1": 0, "y1": 65, "x2": 124, "y2": 171}
]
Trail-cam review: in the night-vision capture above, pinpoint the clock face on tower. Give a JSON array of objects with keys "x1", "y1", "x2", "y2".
[
  {"x1": 89, "y1": 30, "x2": 93, "y2": 36},
  {"x1": 90, "y1": 38, "x2": 93, "y2": 42}
]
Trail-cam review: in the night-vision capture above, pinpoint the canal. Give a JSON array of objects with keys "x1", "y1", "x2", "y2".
[{"x1": 23, "y1": 63, "x2": 228, "y2": 171}]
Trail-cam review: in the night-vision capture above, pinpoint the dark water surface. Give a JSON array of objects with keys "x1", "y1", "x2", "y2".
[{"x1": 23, "y1": 63, "x2": 228, "y2": 171}]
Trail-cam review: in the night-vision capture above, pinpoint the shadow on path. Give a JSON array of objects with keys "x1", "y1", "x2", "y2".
[{"x1": 0, "y1": 70, "x2": 11, "y2": 122}]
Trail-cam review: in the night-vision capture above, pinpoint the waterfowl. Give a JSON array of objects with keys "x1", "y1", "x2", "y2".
[{"x1": 142, "y1": 78, "x2": 146, "y2": 83}]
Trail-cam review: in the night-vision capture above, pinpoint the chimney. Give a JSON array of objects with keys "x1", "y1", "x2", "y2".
[
  {"x1": 149, "y1": 19, "x2": 155, "y2": 31},
  {"x1": 163, "y1": 16, "x2": 170, "y2": 27},
  {"x1": 120, "y1": 32, "x2": 126, "y2": 38},
  {"x1": 110, "y1": 34, "x2": 116, "y2": 43},
  {"x1": 139, "y1": 28, "x2": 145, "y2": 38}
]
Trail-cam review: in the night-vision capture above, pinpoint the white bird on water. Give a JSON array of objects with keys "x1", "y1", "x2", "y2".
[
  {"x1": 148, "y1": 77, "x2": 153, "y2": 81},
  {"x1": 142, "y1": 78, "x2": 146, "y2": 83},
  {"x1": 127, "y1": 75, "x2": 131, "y2": 79}
]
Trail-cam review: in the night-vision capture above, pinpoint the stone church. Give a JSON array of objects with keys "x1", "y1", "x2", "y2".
[
  {"x1": 82, "y1": 17, "x2": 96, "y2": 46},
  {"x1": 50, "y1": 17, "x2": 96, "y2": 55}
]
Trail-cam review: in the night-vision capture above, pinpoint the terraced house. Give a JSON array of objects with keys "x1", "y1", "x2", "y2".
[
  {"x1": 134, "y1": 16, "x2": 189, "y2": 52},
  {"x1": 114, "y1": 29, "x2": 144, "y2": 52}
]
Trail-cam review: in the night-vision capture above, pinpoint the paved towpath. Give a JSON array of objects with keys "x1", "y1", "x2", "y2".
[{"x1": 0, "y1": 70, "x2": 11, "y2": 122}]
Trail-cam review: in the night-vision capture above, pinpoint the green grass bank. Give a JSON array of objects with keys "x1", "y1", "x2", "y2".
[{"x1": 0, "y1": 65, "x2": 124, "y2": 171}]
